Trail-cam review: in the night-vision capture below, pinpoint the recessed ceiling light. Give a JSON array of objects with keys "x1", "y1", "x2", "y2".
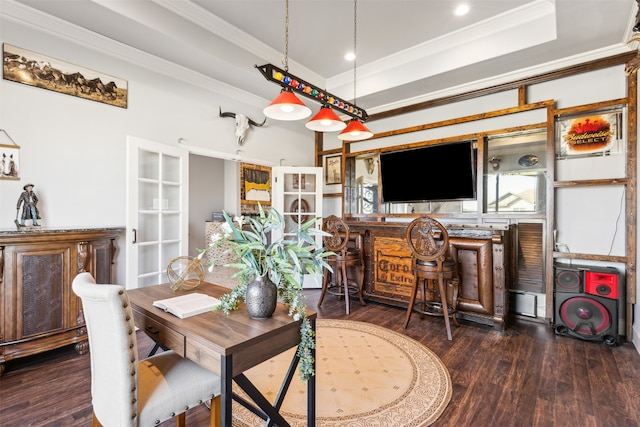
[
  {"x1": 454, "y1": 4, "x2": 469, "y2": 16},
  {"x1": 345, "y1": 52, "x2": 356, "y2": 61}
]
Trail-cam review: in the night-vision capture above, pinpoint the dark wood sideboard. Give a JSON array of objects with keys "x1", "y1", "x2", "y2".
[
  {"x1": 0, "y1": 227, "x2": 123, "y2": 374},
  {"x1": 347, "y1": 221, "x2": 515, "y2": 328}
]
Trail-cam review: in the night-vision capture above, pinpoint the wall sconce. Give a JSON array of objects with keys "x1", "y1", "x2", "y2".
[{"x1": 490, "y1": 156, "x2": 502, "y2": 170}]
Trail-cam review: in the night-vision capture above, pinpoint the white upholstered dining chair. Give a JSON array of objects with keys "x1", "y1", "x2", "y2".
[{"x1": 72, "y1": 272, "x2": 221, "y2": 427}]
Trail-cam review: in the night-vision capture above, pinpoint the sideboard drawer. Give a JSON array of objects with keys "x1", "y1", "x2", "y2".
[{"x1": 133, "y1": 310, "x2": 185, "y2": 356}]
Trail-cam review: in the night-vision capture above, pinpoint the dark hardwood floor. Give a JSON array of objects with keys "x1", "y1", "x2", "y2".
[{"x1": 1, "y1": 289, "x2": 640, "y2": 427}]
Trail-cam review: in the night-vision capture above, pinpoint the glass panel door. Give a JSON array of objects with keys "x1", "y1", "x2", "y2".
[
  {"x1": 272, "y1": 167, "x2": 323, "y2": 288},
  {"x1": 126, "y1": 136, "x2": 188, "y2": 288}
]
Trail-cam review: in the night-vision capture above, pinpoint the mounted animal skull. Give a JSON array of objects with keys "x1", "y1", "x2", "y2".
[{"x1": 219, "y1": 107, "x2": 266, "y2": 145}]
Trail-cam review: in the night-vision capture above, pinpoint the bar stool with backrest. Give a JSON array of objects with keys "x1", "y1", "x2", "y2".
[
  {"x1": 404, "y1": 216, "x2": 460, "y2": 340},
  {"x1": 319, "y1": 215, "x2": 366, "y2": 314}
]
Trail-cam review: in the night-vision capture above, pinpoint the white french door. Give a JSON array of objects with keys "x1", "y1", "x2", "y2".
[
  {"x1": 126, "y1": 136, "x2": 189, "y2": 288},
  {"x1": 272, "y1": 166, "x2": 323, "y2": 288}
]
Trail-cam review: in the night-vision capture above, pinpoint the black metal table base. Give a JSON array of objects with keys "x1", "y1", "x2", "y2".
[
  {"x1": 233, "y1": 351, "x2": 300, "y2": 427},
  {"x1": 230, "y1": 318, "x2": 316, "y2": 427}
]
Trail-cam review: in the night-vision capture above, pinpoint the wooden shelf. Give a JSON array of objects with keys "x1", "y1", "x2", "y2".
[
  {"x1": 552, "y1": 251, "x2": 626, "y2": 263},
  {"x1": 554, "y1": 178, "x2": 628, "y2": 188}
]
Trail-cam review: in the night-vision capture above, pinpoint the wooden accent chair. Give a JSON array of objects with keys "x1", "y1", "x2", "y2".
[
  {"x1": 72, "y1": 272, "x2": 221, "y2": 427},
  {"x1": 319, "y1": 215, "x2": 366, "y2": 314},
  {"x1": 404, "y1": 217, "x2": 460, "y2": 340}
]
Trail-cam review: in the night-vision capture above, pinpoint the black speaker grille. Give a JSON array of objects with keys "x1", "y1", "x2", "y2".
[
  {"x1": 558, "y1": 296, "x2": 611, "y2": 336},
  {"x1": 556, "y1": 269, "x2": 581, "y2": 292}
]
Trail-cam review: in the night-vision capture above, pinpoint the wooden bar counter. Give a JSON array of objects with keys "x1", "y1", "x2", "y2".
[{"x1": 347, "y1": 221, "x2": 514, "y2": 328}]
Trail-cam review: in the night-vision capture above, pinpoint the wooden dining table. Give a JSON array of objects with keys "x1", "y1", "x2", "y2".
[{"x1": 128, "y1": 281, "x2": 316, "y2": 427}]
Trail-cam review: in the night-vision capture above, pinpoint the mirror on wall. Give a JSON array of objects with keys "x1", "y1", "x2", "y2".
[
  {"x1": 355, "y1": 155, "x2": 379, "y2": 215},
  {"x1": 485, "y1": 130, "x2": 547, "y2": 213},
  {"x1": 344, "y1": 154, "x2": 379, "y2": 215}
]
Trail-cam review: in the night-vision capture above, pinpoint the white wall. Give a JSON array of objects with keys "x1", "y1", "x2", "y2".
[{"x1": 0, "y1": 16, "x2": 314, "y2": 284}]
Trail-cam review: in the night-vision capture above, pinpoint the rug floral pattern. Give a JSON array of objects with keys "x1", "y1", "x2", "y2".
[{"x1": 232, "y1": 319, "x2": 452, "y2": 426}]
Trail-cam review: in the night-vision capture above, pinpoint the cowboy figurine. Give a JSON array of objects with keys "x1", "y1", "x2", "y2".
[{"x1": 16, "y1": 183, "x2": 41, "y2": 227}]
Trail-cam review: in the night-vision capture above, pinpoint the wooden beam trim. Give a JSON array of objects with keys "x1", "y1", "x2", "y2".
[
  {"x1": 370, "y1": 100, "x2": 554, "y2": 141},
  {"x1": 554, "y1": 98, "x2": 628, "y2": 116},
  {"x1": 552, "y1": 252, "x2": 628, "y2": 263},
  {"x1": 626, "y1": 70, "x2": 637, "y2": 308},
  {"x1": 518, "y1": 86, "x2": 526, "y2": 106},
  {"x1": 346, "y1": 123, "x2": 547, "y2": 158},
  {"x1": 317, "y1": 148, "x2": 342, "y2": 156},
  {"x1": 545, "y1": 104, "x2": 557, "y2": 320},
  {"x1": 553, "y1": 179, "x2": 629, "y2": 188},
  {"x1": 314, "y1": 132, "x2": 323, "y2": 168}
]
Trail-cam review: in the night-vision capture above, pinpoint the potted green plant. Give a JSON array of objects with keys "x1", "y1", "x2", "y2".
[{"x1": 202, "y1": 204, "x2": 332, "y2": 381}]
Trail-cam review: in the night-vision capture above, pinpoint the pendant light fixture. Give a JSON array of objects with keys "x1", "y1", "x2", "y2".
[
  {"x1": 338, "y1": 0, "x2": 373, "y2": 141},
  {"x1": 263, "y1": 0, "x2": 311, "y2": 121},
  {"x1": 305, "y1": 104, "x2": 347, "y2": 132},
  {"x1": 257, "y1": 63, "x2": 369, "y2": 123}
]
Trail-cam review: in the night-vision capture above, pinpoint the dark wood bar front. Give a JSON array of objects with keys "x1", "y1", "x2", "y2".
[{"x1": 347, "y1": 221, "x2": 514, "y2": 329}]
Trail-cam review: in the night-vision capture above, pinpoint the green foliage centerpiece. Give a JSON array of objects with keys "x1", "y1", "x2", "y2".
[{"x1": 203, "y1": 204, "x2": 332, "y2": 381}]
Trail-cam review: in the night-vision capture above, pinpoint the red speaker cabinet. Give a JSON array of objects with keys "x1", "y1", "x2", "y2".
[{"x1": 585, "y1": 268, "x2": 619, "y2": 300}]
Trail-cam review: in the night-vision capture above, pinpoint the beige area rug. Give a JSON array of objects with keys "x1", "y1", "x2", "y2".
[{"x1": 232, "y1": 319, "x2": 452, "y2": 427}]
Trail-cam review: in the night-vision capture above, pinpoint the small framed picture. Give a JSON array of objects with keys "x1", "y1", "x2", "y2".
[
  {"x1": 325, "y1": 155, "x2": 341, "y2": 185},
  {"x1": 293, "y1": 174, "x2": 306, "y2": 190},
  {"x1": 240, "y1": 162, "x2": 271, "y2": 205},
  {"x1": 0, "y1": 143, "x2": 20, "y2": 180},
  {"x1": 3, "y1": 43, "x2": 128, "y2": 108}
]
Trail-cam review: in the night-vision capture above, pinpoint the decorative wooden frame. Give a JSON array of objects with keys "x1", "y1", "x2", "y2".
[
  {"x1": 0, "y1": 129, "x2": 20, "y2": 180},
  {"x1": 2, "y1": 43, "x2": 128, "y2": 108},
  {"x1": 240, "y1": 162, "x2": 271, "y2": 205},
  {"x1": 325, "y1": 155, "x2": 342, "y2": 185},
  {"x1": 556, "y1": 107, "x2": 624, "y2": 159}
]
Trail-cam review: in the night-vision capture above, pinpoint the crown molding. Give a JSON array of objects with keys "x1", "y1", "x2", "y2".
[
  {"x1": 366, "y1": 43, "x2": 633, "y2": 116},
  {"x1": 327, "y1": 0, "x2": 557, "y2": 99}
]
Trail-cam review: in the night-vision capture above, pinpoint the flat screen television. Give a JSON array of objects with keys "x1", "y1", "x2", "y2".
[{"x1": 379, "y1": 141, "x2": 476, "y2": 203}]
